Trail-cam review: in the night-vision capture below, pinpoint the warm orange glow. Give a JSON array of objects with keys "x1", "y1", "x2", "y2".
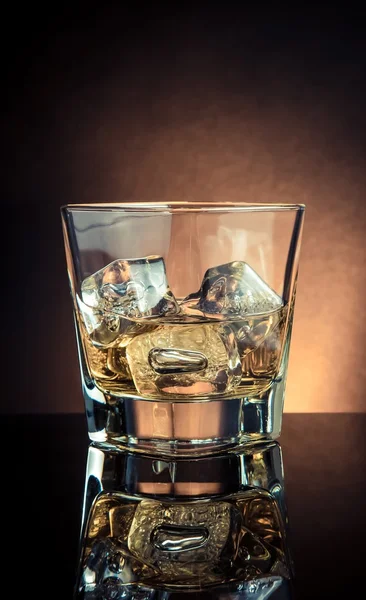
[
  {"x1": 137, "y1": 482, "x2": 222, "y2": 495},
  {"x1": 132, "y1": 401, "x2": 224, "y2": 438}
]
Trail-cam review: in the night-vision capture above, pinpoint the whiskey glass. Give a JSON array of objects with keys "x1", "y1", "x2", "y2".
[
  {"x1": 61, "y1": 203, "x2": 304, "y2": 454},
  {"x1": 75, "y1": 442, "x2": 293, "y2": 598}
]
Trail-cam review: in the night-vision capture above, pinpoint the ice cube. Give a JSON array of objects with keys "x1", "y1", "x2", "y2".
[
  {"x1": 81, "y1": 256, "x2": 179, "y2": 320},
  {"x1": 78, "y1": 256, "x2": 178, "y2": 349},
  {"x1": 77, "y1": 296, "x2": 150, "y2": 349},
  {"x1": 233, "y1": 577, "x2": 287, "y2": 599},
  {"x1": 81, "y1": 538, "x2": 115, "y2": 588},
  {"x1": 182, "y1": 262, "x2": 283, "y2": 318},
  {"x1": 80, "y1": 497, "x2": 158, "y2": 596},
  {"x1": 241, "y1": 321, "x2": 284, "y2": 379},
  {"x1": 126, "y1": 324, "x2": 242, "y2": 397},
  {"x1": 230, "y1": 307, "x2": 286, "y2": 367},
  {"x1": 82, "y1": 582, "x2": 156, "y2": 600},
  {"x1": 128, "y1": 500, "x2": 242, "y2": 584},
  {"x1": 234, "y1": 491, "x2": 290, "y2": 581},
  {"x1": 81, "y1": 538, "x2": 158, "y2": 596},
  {"x1": 87, "y1": 496, "x2": 120, "y2": 539}
]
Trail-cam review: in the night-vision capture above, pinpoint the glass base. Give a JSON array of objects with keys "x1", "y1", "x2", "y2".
[
  {"x1": 75, "y1": 443, "x2": 293, "y2": 599},
  {"x1": 85, "y1": 376, "x2": 285, "y2": 456}
]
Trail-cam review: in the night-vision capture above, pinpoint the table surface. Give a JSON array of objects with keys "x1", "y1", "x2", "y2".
[{"x1": 3, "y1": 414, "x2": 365, "y2": 599}]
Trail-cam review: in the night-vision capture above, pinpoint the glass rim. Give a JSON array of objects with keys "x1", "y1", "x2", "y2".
[{"x1": 61, "y1": 201, "x2": 305, "y2": 214}]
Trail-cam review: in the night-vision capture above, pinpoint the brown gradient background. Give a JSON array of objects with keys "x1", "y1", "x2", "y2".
[{"x1": 4, "y1": 6, "x2": 366, "y2": 413}]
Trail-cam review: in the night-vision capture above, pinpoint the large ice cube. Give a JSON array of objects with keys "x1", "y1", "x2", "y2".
[
  {"x1": 78, "y1": 296, "x2": 154, "y2": 349},
  {"x1": 128, "y1": 500, "x2": 241, "y2": 584},
  {"x1": 230, "y1": 306, "x2": 286, "y2": 368},
  {"x1": 181, "y1": 262, "x2": 283, "y2": 318},
  {"x1": 81, "y1": 538, "x2": 158, "y2": 598},
  {"x1": 81, "y1": 255, "x2": 179, "y2": 319},
  {"x1": 79, "y1": 256, "x2": 179, "y2": 348},
  {"x1": 126, "y1": 324, "x2": 242, "y2": 397}
]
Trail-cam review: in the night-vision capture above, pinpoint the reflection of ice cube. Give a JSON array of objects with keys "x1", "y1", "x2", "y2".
[
  {"x1": 81, "y1": 538, "x2": 158, "y2": 598},
  {"x1": 81, "y1": 255, "x2": 179, "y2": 319},
  {"x1": 83, "y1": 582, "x2": 158, "y2": 600},
  {"x1": 182, "y1": 262, "x2": 283, "y2": 318},
  {"x1": 232, "y1": 577, "x2": 288, "y2": 599},
  {"x1": 128, "y1": 500, "x2": 241, "y2": 583},
  {"x1": 235, "y1": 491, "x2": 290, "y2": 582},
  {"x1": 79, "y1": 490, "x2": 291, "y2": 597},
  {"x1": 126, "y1": 324, "x2": 242, "y2": 397}
]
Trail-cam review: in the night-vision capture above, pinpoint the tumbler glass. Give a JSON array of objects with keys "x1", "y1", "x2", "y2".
[
  {"x1": 61, "y1": 202, "x2": 304, "y2": 454},
  {"x1": 75, "y1": 442, "x2": 293, "y2": 598}
]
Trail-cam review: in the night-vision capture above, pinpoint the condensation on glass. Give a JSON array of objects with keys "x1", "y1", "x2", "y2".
[{"x1": 61, "y1": 203, "x2": 304, "y2": 454}]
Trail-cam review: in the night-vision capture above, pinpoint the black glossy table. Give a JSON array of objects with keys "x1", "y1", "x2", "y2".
[{"x1": 4, "y1": 414, "x2": 365, "y2": 599}]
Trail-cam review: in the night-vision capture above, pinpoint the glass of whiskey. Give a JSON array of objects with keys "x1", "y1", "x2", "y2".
[
  {"x1": 61, "y1": 203, "x2": 304, "y2": 454},
  {"x1": 75, "y1": 443, "x2": 293, "y2": 599}
]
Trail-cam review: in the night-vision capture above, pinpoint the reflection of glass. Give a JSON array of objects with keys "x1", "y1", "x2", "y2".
[
  {"x1": 62, "y1": 203, "x2": 304, "y2": 454},
  {"x1": 75, "y1": 443, "x2": 293, "y2": 598}
]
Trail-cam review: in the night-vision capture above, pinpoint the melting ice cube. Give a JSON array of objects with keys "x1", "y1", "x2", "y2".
[
  {"x1": 126, "y1": 324, "x2": 242, "y2": 397},
  {"x1": 81, "y1": 255, "x2": 179, "y2": 319},
  {"x1": 182, "y1": 262, "x2": 283, "y2": 318},
  {"x1": 78, "y1": 256, "x2": 179, "y2": 348},
  {"x1": 128, "y1": 500, "x2": 241, "y2": 582}
]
